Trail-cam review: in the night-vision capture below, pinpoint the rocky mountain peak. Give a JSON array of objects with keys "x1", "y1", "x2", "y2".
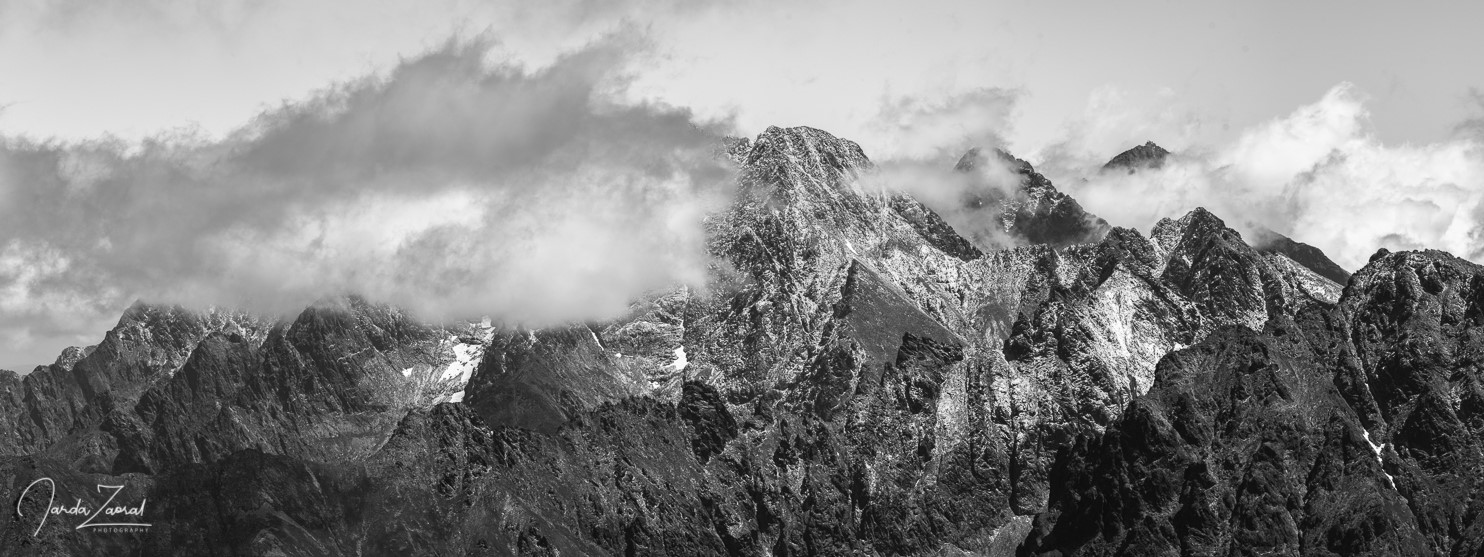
[
  {"x1": 1249, "y1": 226, "x2": 1352, "y2": 284},
  {"x1": 742, "y1": 125, "x2": 871, "y2": 179},
  {"x1": 1153, "y1": 207, "x2": 1282, "y2": 330},
  {"x1": 1150, "y1": 210, "x2": 1350, "y2": 300},
  {"x1": 953, "y1": 146, "x2": 1031, "y2": 175},
  {"x1": 50, "y1": 345, "x2": 94, "y2": 371},
  {"x1": 1102, "y1": 140, "x2": 1171, "y2": 172},
  {"x1": 727, "y1": 126, "x2": 883, "y2": 228},
  {"x1": 951, "y1": 146, "x2": 1111, "y2": 247},
  {"x1": 1151, "y1": 206, "x2": 1239, "y2": 254}
]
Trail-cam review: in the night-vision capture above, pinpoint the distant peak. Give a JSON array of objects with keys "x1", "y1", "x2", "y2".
[
  {"x1": 1249, "y1": 227, "x2": 1352, "y2": 284},
  {"x1": 754, "y1": 126, "x2": 849, "y2": 149},
  {"x1": 953, "y1": 146, "x2": 1034, "y2": 175},
  {"x1": 1103, "y1": 141, "x2": 1171, "y2": 172}
]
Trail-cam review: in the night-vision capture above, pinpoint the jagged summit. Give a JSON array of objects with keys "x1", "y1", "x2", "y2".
[
  {"x1": 730, "y1": 130, "x2": 1110, "y2": 253},
  {"x1": 719, "y1": 126, "x2": 938, "y2": 265},
  {"x1": 1150, "y1": 208, "x2": 1348, "y2": 306},
  {"x1": 730, "y1": 126, "x2": 874, "y2": 209},
  {"x1": 1102, "y1": 140, "x2": 1170, "y2": 172},
  {"x1": 953, "y1": 145, "x2": 1029, "y2": 174},
  {"x1": 741, "y1": 125, "x2": 871, "y2": 177},
  {"x1": 952, "y1": 146, "x2": 1111, "y2": 247}
]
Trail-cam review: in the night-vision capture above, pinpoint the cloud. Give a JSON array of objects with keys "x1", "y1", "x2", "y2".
[
  {"x1": 0, "y1": 37, "x2": 736, "y2": 371},
  {"x1": 0, "y1": 0, "x2": 1039, "y2": 372},
  {"x1": 1458, "y1": 88, "x2": 1484, "y2": 140},
  {"x1": 0, "y1": 0, "x2": 714, "y2": 141},
  {"x1": 866, "y1": 88, "x2": 1020, "y2": 160},
  {"x1": 618, "y1": 0, "x2": 1030, "y2": 161},
  {"x1": 1033, "y1": 85, "x2": 1211, "y2": 181},
  {"x1": 834, "y1": 83, "x2": 1027, "y2": 252},
  {"x1": 860, "y1": 151, "x2": 1027, "y2": 252},
  {"x1": 1055, "y1": 83, "x2": 1484, "y2": 271}
]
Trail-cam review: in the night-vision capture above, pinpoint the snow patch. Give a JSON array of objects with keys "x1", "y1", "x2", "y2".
[
  {"x1": 1363, "y1": 429, "x2": 1396, "y2": 489},
  {"x1": 436, "y1": 319, "x2": 494, "y2": 405},
  {"x1": 671, "y1": 346, "x2": 689, "y2": 371},
  {"x1": 441, "y1": 338, "x2": 483, "y2": 382},
  {"x1": 401, "y1": 366, "x2": 415, "y2": 378}
]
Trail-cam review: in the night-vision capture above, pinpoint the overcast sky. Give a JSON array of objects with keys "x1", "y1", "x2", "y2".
[
  {"x1": 6, "y1": 1, "x2": 1481, "y2": 152},
  {"x1": 1, "y1": 0, "x2": 1482, "y2": 371}
]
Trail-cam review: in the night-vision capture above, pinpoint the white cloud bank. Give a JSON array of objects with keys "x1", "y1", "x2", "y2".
[
  {"x1": 1054, "y1": 83, "x2": 1484, "y2": 271},
  {"x1": 0, "y1": 38, "x2": 735, "y2": 371}
]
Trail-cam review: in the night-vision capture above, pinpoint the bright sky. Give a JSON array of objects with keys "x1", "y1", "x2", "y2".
[{"x1": 4, "y1": 1, "x2": 1480, "y2": 154}]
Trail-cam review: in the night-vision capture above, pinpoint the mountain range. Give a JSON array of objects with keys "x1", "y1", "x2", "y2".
[{"x1": 1, "y1": 126, "x2": 1477, "y2": 556}]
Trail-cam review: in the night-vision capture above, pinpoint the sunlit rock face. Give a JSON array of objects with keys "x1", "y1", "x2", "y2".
[
  {"x1": 1022, "y1": 249, "x2": 1484, "y2": 557},
  {"x1": 6, "y1": 131, "x2": 1453, "y2": 557}
]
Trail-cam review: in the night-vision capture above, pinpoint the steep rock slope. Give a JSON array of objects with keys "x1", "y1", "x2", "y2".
[
  {"x1": 988, "y1": 206, "x2": 1353, "y2": 515},
  {"x1": 1020, "y1": 249, "x2": 1484, "y2": 556}
]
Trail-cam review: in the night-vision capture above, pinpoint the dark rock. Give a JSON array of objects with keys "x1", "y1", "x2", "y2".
[
  {"x1": 1102, "y1": 141, "x2": 1171, "y2": 173},
  {"x1": 1251, "y1": 227, "x2": 1353, "y2": 284}
]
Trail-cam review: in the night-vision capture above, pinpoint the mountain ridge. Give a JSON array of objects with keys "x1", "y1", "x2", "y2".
[{"x1": 0, "y1": 127, "x2": 1467, "y2": 557}]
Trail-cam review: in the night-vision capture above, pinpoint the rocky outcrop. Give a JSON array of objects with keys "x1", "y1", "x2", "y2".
[
  {"x1": 1102, "y1": 141, "x2": 1171, "y2": 173},
  {"x1": 1252, "y1": 227, "x2": 1353, "y2": 285}
]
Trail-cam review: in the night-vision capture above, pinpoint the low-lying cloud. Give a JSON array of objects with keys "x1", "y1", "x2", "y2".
[
  {"x1": 865, "y1": 88, "x2": 1019, "y2": 161},
  {"x1": 1053, "y1": 83, "x2": 1484, "y2": 271},
  {"x1": 0, "y1": 37, "x2": 735, "y2": 371},
  {"x1": 851, "y1": 85, "x2": 1029, "y2": 252},
  {"x1": 865, "y1": 154, "x2": 1030, "y2": 252}
]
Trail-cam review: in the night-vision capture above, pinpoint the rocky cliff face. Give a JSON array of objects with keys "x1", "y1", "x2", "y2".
[
  {"x1": 1021, "y1": 249, "x2": 1484, "y2": 556},
  {"x1": 0, "y1": 131, "x2": 1465, "y2": 557}
]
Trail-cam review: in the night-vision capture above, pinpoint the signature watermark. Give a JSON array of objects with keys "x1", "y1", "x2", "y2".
[{"x1": 16, "y1": 478, "x2": 151, "y2": 536}]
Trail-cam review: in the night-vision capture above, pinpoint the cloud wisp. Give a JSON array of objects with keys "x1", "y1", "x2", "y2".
[
  {"x1": 864, "y1": 154, "x2": 1031, "y2": 252},
  {"x1": 0, "y1": 37, "x2": 736, "y2": 371}
]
